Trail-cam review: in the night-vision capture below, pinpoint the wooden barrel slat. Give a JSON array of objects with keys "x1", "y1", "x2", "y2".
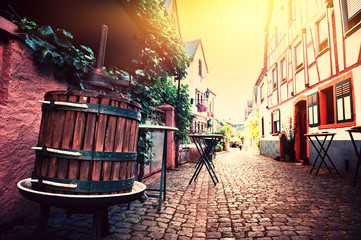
[
  {"x1": 79, "y1": 97, "x2": 99, "y2": 181},
  {"x1": 92, "y1": 98, "x2": 110, "y2": 183},
  {"x1": 40, "y1": 93, "x2": 56, "y2": 176},
  {"x1": 112, "y1": 101, "x2": 126, "y2": 183},
  {"x1": 57, "y1": 94, "x2": 73, "y2": 180},
  {"x1": 128, "y1": 105, "x2": 139, "y2": 186},
  {"x1": 47, "y1": 94, "x2": 66, "y2": 178},
  {"x1": 102, "y1": 100, "x2": 117, "y2": 182},
  {"x1": 69, "y1": 95, "x2": 87, "y2": 180},
  {"x1": 120, "y1": 102, "x2": 131, "y2": 192},
  {"x1": 126, "y1": 104, "x2": 136, "y2": 182}
]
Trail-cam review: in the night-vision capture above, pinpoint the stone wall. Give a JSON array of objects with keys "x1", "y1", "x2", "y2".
[
  {"x1": 0, "y1": 27, "x2": 67, "y2": 227},
  {"x1": 259, "y1": 139, "x2": 279, "y2": 159},
  {"x1": 309, "y1": 140, "x2": 361, "y2": 173}
]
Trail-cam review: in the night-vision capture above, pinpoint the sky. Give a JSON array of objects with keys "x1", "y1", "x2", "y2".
[{"x1": 177, "y1": 0, "x2": 269, "y2": 123}]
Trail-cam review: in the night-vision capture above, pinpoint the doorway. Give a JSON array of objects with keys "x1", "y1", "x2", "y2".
[{"x1": 294, "y1": 100, "x2": 307, "y2": 161}]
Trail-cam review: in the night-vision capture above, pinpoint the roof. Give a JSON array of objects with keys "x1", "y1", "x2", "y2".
[
  {"x1": 184, "y1": 39, "x2": 201, "y2": 59},
  {"x1": 184, "y1": 39, "x2": 209, "y2": 73}
]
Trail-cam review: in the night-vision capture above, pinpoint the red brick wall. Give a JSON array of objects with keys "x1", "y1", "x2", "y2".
[{"x1": 0, "y1": 29, "x2": 67, "y2": 226}]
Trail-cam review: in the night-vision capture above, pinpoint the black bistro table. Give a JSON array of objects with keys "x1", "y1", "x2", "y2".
[
  {"x1": 305, "y1": 132, "x2": 340, "y2": 176},
  {"x1": 139, "y1": 124, "x2": 178, "y2": 210},
  {"x1": 346, "y1": 126, "x2": 361, "y2": 186},
  {"x1": 188, "y1": 134, "x2": 223, "y2": 185}
]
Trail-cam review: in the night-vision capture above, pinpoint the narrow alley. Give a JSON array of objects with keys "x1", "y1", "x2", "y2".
[{"x1": 2, "y1": 149, "x2": 361, "y2": 239}]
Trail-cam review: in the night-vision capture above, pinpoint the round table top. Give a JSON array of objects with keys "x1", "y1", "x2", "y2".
[
  {"x1": 346, "y1": 126, "x2": 361, "y2": 132},
  {"x1": 188, "y1": 134, "x2": 223, "y2": 138},
  {"x1": 304, "y1": 132, "x2": 337, "y2": 137},
  {"x1": 17, "y1": 178, "x2": 146, "y2": 208},
  {"x1": 139, "y1": 124, "x2": 178, "y2": 132}
]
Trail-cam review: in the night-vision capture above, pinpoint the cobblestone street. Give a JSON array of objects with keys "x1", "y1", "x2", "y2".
[{"x1": 2, "y1": 149, "x2": 361, "y2": 240}]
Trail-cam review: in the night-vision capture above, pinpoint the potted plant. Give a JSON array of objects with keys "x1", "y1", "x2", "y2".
[
  {"x1": 196, "y1": 103, "x2": 207, "y2": 112},
  {"x1": 281, "y1": 126, "x2": 296, "y2": 162}
]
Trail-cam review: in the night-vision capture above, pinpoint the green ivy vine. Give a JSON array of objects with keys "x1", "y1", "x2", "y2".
[{"x1": 14, "y1": 18, "x2": 95, "y2": 82}]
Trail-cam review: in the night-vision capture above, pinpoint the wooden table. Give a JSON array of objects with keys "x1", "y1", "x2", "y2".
[
  {"x1": 346, "y1": 126, "x2": 361, "y2": 186},
  {"x1": 188, "y1": 134, "x2": 223, "y2": 185},
  {"x1": 139, "y1": 124, "x2": 178, "y2": 210},
  {"x1": 305, "y1": 132, "x2": 340, "y2": 176},
  {"x1": 17, "y1": 178, "x2": 146, "y2": 240}
]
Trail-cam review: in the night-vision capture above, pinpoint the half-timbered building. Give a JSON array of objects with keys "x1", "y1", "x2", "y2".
[{"x1": 257, "y1": 0, "x2": 361, "y2": 173}]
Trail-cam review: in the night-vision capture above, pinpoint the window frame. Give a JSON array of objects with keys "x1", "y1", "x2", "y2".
[
  {"x1": 317, "y1": 15, "x2": 329, "y2": 53},
  {"x1": 280, "y1": 58, "x2": 287, "y2": 83},
  {"x1": 272, "y1": 67, "x2": 277, "y2": 91},
  {"x1": 307, "y1": 92, "x2": 320, "y2": 127},
  {"x1": 341, "y1": 0, "x2": 361, "y2": 33},
  {"x1": 294, "y1": 42, "x2": 303, "y2": 71},
  {"x1": 317, "y1": 74, "x2": 355, "y2": 129},
  {"x1": 260, "y1": 83, "x2": 265, "y2": 103},
  {"x1": 270, "y1": 109, "x2": 281, "y2": 134},
  {"x1": 335, "y1": 78, "x2": 353, "y2": 123}
]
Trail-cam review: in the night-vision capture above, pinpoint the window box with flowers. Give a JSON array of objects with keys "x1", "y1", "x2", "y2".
[{"x1": 197, "y1": 103, "x2": 207, "y2": 112}]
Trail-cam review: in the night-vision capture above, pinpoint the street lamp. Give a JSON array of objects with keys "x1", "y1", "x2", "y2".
[{"x1": 205, "y1": 89, "x2": 210, "y2": 98}]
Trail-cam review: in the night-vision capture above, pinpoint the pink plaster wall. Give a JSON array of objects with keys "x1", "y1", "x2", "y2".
[
  {"x1": 0, "y1": 31, "x2": 67, "y2": 226},
  {"x1": 158, "y1": 104, "x2": 176, "y2": 170}
]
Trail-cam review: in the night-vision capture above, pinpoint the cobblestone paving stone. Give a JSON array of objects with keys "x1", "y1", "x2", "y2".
[{"x1": 1, "y1": 149, "x2": 361, "y2": 239}]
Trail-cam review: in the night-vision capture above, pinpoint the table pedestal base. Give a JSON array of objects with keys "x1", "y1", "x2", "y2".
[{"x1": 32, "y1": 205, "x2": 110, "y2": 240}]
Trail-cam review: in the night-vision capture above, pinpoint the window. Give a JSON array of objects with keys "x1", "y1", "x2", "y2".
[
  {"x1": 272, "y1": 68, "x2": 277, "y2": 91},
  {"x1": 295, "y1": 42, "x2": 303, "y2": 70},
  {"x1": 261, "y1": 117, "x2": 265, "y2": 137},
  {"x1": 270, "y1": 109, "x2": 280, "y2": 134},
  {"x1": 198, "y1": 59, "x2": 202, "y2": 76},
  {"x1": 260, "y1": 84, "x2": 265, "y2": 103},
  {"x1": 317, "y1": 77, "x2": 354, "y2": 128},
  {"x1": 307, "y1": 93, "x2": 319, "y2": 127},
  {"x1": 288, "y1": 0, "x2": 295, "y2": 24},
  {"x1": 320, "y1": 86, "x2": 335, "y2": 125},
  {"x1": 317, "y1": 16, "x2": 328, "y2": 52},
  {"x1": 280, "y1": 58, "x2": 287, "y2": 82},
  {"x1": 335, "y1": 79, "x2": 353, "y2": 123},
  {"x1": 341, "y1": 0, "x2": 361, "y2": 32}
]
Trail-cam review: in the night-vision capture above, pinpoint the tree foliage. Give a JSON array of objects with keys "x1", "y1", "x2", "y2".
[
  {"x1": 217, "y1": 122, "x2": 232, "y2": 142},
  {"x1": 153, "y1": 77, "x2": 192, "y2": 141}
]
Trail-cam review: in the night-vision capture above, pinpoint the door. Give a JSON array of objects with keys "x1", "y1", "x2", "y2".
[
  {"x1": 295, "y1": 101, "x2": 307, "y2": 160},
  {"x1": 299, "y1": 109, "x2": 307, "y2": 159}
]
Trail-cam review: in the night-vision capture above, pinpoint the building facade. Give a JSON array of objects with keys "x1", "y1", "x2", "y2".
[
  {"x1": 184, "y1": 39, "x2": 216, "y2": 133},
  {"x1": 257, "y1": 0, "x2": 361, "y2": 172}
]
